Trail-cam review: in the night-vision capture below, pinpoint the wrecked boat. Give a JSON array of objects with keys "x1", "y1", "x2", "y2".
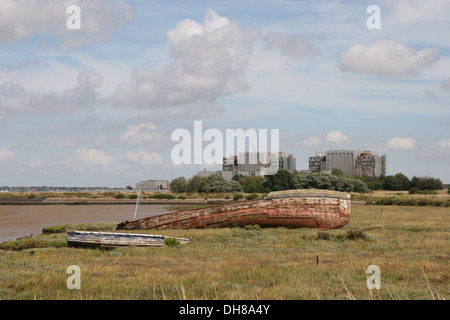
[
  {"x1": 66, "y1": 230, "x2": 190, "y2": 248},
  {"x1": 116, "y1": 189, "x2": 351, "y2": 231}
]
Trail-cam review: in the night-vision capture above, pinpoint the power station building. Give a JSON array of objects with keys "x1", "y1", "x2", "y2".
[
  {"x1": 309, "y1": 150, "x2": 386, "y2": 177},
  {"x1": 198, "y1": 152, "x2": 296, "y2": 180}
]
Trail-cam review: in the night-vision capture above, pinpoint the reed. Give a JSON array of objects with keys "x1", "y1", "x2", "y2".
[{"x1": 0, "y1": 204, "x2": 448, "y2": 300}]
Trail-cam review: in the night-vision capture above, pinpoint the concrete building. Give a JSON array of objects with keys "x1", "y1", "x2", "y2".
[
  {"x1": 221, "y1": 152, "x2": 296, "y2": 180},
  {"x1": 326, "y1": 150, "x2": 359, "y2": 176},
  {"x1": 308, "y1": 150, "x2": 386, "y2": 177},
  {"x1": 196, "y1": 170, "x2": 223, "y2": 178},
  {"x1": 309, "y1": 153, "x2": 327, "y2": 172},
  {"x1": 136, "y1": 180, "x2": 170, "y2": 192},
  {"x1": 355, "y1": 151, "x2": 386, "y2": 177}
]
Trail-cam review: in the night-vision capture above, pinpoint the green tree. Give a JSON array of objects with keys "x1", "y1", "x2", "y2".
[
  {"x1": 238, "y1": 176, "x2": 266, "y2": 193},
  {"x1": 411, "y1": 176, "x2": 443, "y2": 190},
  {"x1": 331, "y1": 168, "x2": 344, "y2": 176},
  {"x1": 186, "y1": 175, "x2": 204, "y2": 193},
  {"x1": 170, "y1": 177, "x2": 188, "y2": 193},
  {"x1": 263, "y1": 170, "x2": 295, "y2": 191},
  {"x1": 200, "y1": 174, "x2": 243, "y2": 193}
]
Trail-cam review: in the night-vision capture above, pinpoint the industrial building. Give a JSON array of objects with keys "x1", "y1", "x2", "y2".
[
  {"x1": 308, "y1": 150, "x2": 386, "y2": 177},
  {"x1": 197, "y1": 152, "x2": 296, "y2": 180}
]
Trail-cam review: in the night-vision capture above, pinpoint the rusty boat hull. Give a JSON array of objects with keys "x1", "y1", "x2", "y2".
[{"x1": 117, "y1": 189, "x2": 351, "y2": 231}]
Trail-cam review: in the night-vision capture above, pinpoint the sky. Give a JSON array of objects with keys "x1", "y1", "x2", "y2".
[{"x1": 0, "y1": 0, "x2": 449, "y2": 187}]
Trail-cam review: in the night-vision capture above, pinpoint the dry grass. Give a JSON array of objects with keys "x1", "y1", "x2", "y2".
[{"x1": 0, "y1": 204, "x2": 448, "y2": 300}]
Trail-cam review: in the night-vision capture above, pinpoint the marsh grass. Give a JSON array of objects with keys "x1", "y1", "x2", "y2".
[{"x1": 0, "y1": 205, "x2": 448, "y2": 300}]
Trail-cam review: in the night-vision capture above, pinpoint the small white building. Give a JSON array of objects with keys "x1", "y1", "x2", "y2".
[{"x1": 136, "y1": 180, "x2": 170, "y2": 192}]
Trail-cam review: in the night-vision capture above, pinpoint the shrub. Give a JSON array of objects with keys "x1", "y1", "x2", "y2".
[
  {"x1": 128, "y1": 194, "x2": 138, "y2": 199},
  {"x1": 151, "y1": 193, "x2": 176, "y2": 200},
  {"x1": 164, "y1": 237, "x2": 180, "y2": 247},
  {"x1": 233, "y1": 194, "x2": 244, "y2": 201},
  {"x1": 244, "y1": 224, "x2": 262, "y2": 231},
  {"x1": 115, "y1": 193, "x2": 125, "y2": 199},
  {"x1": 334, "y1": 230, "x2": 368, "y2": 241},
  {"x1": 316, "y1": 231, "x2": 331, "y2": 240},
  {"x1": 27, "y1": 194, "x2": 37, "y2": 199},
  {"x1": 409, "y1": 188, "x2": 438, "y2": 195},
  {"x1": 245, "y1": 194, "x2": 259, "y2": 200}
]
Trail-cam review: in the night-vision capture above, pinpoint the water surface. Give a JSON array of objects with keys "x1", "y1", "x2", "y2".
[{"x1": 0, "y1": 205, "x2": 173, "y2": 243}]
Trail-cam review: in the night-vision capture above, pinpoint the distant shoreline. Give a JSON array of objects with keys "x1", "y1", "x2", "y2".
[{"x1": 0, "y1": 198, "x2": 231, "y2": 206}]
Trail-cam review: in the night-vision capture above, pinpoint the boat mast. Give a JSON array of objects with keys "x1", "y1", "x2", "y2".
[{"x1": 133, "y1": 181, "x2": 142, "y2": 220}]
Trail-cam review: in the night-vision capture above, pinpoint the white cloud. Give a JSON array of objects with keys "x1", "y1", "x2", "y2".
[
  {"x1": 120, "y1": 123, "x2": 163, "y2": 145},
  {"x1": 386, "y1": 137, "x2": 416, "y2": 150},
  {"x1": 0, "y1": 0, "x2": 133, "y2": 47},
  {"x1": 0, "y1": 148, "x2": 15, "y2": 162},
  {"x1": 302, "y1": 131, "x2": 350, "y2": 149},
  {"x1": 72, "y1": 147, "x2": 114, "y2": 167},
  {"x1": 0, "y1": 70, "x2": 104, "y2": 114},
  {"x1": 113, "y1": 9, "x2": 259, "y2": 115},
  {"x1": 392, "y1": 0, "x2": 450, "y2": 25},
  {"x1": 338, "y1": 40, "x2": 439, "y2": 77},
  {"x1": 263, "y1": 32, "x2": 320, "y2": 60},
  {"x1": 56, "y1": 134, "x2": 109, "y2": 149},
  {"x1": 325, "y1": 131, "x2": 350, "y2": 145},
  {"x1": 122, "y1": 150, "x2": 163, "y2": 166},
  {"x1": 302, "y1": 137, "x2": 322, "y2": 148},
  {"x1": 436, "y1": 139, "x2": 450, "y2": 154}
]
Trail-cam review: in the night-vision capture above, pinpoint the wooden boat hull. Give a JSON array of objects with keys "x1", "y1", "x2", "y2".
[
  {"x1": 117, "y1": 189, "x2": 351, "y2": 231},
  {"x1": 66, "y1": 230, "x2": 190, "y2": 248}
]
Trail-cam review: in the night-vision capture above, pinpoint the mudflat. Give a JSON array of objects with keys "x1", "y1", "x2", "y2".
[{"x1": 0, "y1": 205, "x2": 172, "y2": 243}]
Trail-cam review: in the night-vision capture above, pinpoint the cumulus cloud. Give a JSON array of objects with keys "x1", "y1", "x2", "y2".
[
  {"x1": 338, "y1": 40, "x2": 439, "y2": 77},
  {"x1": 56, "y1": 134, "x2": 108, "y2": 149},
  {"x1": 436, "y1": 139, "x2": 450, "y2": 154},
  {"x1": 113, "y1": 9, "x2": 259, "y2": 115},
  {"x1": 0, "y1": 70, "x2": 104, "y2": 114},
  {"x1": 386, "y1": 137, "x2": 416, "y2": 150},
  {"x1": 301, "y1": 137, "x2": 322, "y2": 148},
  {"x1": 392, "y1": 0, "x2": 450, "y2": 25},
  {"x1": 302, "y1": 131, "x2": 350, "y2": 149},
  {"x1": 72, "y1": 147, "x2": 114, "y2": 167},
  {"x1": 325, "y1": 131, "x2": 350, "y2": 145},
  {"x1": 0, "y1": 0, "x2": 133, "y2": 47},
  {"x1": 0, "y1": 148, "x2": 15, "y2": 162},
  {"x1": 122, "y1": 150, "x2": 163, "y2": 166},
  {"x1": 263, "y1": 32, "x2": 320, "y2": 60},
  {"x1": 120, "y1": 123, "x2": 163, "y2": 145}
]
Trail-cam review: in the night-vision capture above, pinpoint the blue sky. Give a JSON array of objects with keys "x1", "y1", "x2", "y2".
[{"x1": 1, "y1": 0, "x2": 449, "y2": 187}]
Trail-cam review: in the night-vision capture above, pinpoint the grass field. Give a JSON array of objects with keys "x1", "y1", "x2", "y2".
[{"x1": 0, "y1": 204, "x2": 448, "y2": 300}]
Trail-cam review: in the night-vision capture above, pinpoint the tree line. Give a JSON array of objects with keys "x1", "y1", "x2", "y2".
[{"x1": 170, "y1": 170, "x2": 444, "y2": 194}]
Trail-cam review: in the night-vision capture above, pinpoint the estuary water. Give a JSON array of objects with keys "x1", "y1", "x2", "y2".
[{"x1": 0, "y1": 205, "x2": 173, "y2": 243}]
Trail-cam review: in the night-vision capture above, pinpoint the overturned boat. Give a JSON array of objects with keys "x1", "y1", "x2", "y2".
[
  {"x1": 66, "y1": 230, "x2": 190, "y2": 248},
  {"x1": 117, "y1": 189, "x2": 351, "y2": 231}
]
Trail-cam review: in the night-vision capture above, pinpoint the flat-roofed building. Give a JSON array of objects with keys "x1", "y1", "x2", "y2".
[
  {"x1": 308, "y1": 150, "x2": 386, "y2": 177},
  {"x1": 136, "y1": 180, "x2": 170, "y2": 192}
]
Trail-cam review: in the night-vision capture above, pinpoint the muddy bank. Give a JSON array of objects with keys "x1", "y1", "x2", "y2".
[{"x1": 0, "y1": 205, "x2": 175, "y2": 243}]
